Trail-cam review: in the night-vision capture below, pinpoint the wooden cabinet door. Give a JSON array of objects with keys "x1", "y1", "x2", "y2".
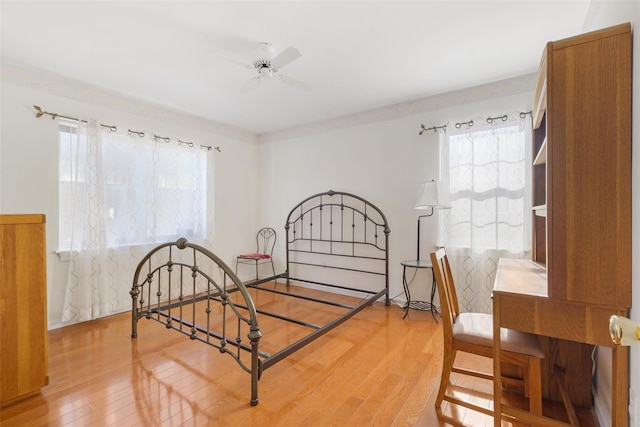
[
  {"x1": 546, "y1": 23, "x2": 632, "y2": 307},
  {"x1": 0, "y1": 214, "x2": 48, "y2": 407}
]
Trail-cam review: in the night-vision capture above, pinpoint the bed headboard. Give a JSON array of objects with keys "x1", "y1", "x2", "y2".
[{"x1": 284, "y1": 190, "x2": 390, "y2": 304}]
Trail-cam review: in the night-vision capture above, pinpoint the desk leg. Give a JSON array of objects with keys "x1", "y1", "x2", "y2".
[
  {"x1": 493, "y1": 296, "x2": 502, "y2": 427},
  {"x1": 612, "y1": 345, "x2": 630, "y2": 427}
]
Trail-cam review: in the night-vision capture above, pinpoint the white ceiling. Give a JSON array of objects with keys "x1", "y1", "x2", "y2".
[{"x1": 1, "y1": 1, "x2": 592, "y2": 135}]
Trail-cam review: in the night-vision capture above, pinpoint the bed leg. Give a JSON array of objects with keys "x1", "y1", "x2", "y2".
[
  {"x1": 249, "y1": 324, "x2": 262, "y2": 406},
  {"x1": 130, "y1": 284, "x2": 139, "y2": 338}
]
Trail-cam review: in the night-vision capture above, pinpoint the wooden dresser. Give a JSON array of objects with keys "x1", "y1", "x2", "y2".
[
  {"x1": 493, "y1": 23, "x2": 632, "y2": 426},
  {"x1": 0, "y1": 214, "x2": 49, "y2": 407}
]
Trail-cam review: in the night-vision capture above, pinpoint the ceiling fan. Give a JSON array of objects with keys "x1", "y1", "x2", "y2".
[{"x1": 224, "y1": 42, "x2": 312, "y2": 93}]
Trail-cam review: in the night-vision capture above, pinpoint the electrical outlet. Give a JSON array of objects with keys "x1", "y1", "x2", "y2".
[{"x1": 630, "y1": 388, "x2": 637, "y2": 426}]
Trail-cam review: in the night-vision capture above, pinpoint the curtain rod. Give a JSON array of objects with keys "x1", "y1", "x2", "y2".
[
  {"x1": 33, "y1": 105, "x2": 221, "y2": 152},
  {"x1": 418, "y1": 124, "x2": 447, "y2": 135},
  {"x1": 419, "y1": 110, "x2": 532, "y2": 135}
]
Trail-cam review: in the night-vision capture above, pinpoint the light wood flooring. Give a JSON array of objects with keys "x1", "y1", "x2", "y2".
[{"x1": 1, "y1": 282, "x2": 600, "y2": 426}]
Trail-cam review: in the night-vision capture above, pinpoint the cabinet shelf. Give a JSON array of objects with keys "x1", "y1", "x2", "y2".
[
  {"x1": 533, "y1": 205, "x2": 547, "y2": 217},
  {"x1": 532, "y1": 49, "x2": 547, "y2": 129},
  {"x1": 533, "y1": 137, "x2": 547, "y2": 166}
]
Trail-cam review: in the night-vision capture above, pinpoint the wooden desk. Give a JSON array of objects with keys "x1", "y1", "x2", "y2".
[{"x1": 492, "y1": 258, "x2": 629, "y2": 426}]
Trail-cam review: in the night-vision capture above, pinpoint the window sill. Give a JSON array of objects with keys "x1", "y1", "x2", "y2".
[{"x1": 55, "y1": 250, "x2": 71, "y2": 262}]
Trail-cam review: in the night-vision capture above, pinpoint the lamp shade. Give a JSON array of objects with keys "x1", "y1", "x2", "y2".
[{"x1": 415, "y1": 180, "x2": 452, "y2": 209}]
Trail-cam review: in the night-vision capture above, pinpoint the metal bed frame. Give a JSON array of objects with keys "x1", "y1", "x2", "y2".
[{"x1": 130, "y1": 190, "x2": 390, "y2": 406}]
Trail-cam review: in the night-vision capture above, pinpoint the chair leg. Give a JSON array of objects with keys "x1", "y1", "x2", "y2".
[
  {"x1": 235, "y1": 258, "x2": 239, "y2": 275},
  {"x1": 436, "y1": 347, "x2": 456, "y2": 408},
  {"x1": 270, "y1": 259, "x2": 276, "y2": 283},
  {"x1": 255, "y1": 260, "x2": 258, "y2": 281},
  {"x1": 528, "y1": 356, "x2": 542, "y2": 416}
]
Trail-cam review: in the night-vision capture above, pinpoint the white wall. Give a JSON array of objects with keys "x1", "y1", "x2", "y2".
[
  {"x1": 257, "y1": 3, "x2": 640, "y2": 423},
  {"x1": 259, "y1": 89, "x2": 533, "y2": 306},
  {"x1": 2, "y1": 2, "x2": 637, "y2": 421},
  {"x1": 582, "y1": 2, "x2": 640, "y2": 426},
  {"x1": 0, "y1": 64, "x2": 533, "y2": 326},
  {"x1": 0, "y1": 80, "x2": 261, "y2": 328}
]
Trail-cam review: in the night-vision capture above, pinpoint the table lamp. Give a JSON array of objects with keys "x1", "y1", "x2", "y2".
[{"x1": 415, "y1": 180, "x2": 451, "y2": 261}]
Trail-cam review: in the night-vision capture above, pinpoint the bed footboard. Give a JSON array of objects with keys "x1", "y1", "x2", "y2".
[
  {"x1": 131, "y1": 191, "x2": 391, "y2": 407},
  {"x1": 130, "y1": 238, "x2": 263, "y2": 405}
]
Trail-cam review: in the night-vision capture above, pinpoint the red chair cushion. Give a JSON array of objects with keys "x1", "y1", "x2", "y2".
[{"x1": 238, "y1": 253, "x2": 271, "y2": 260}]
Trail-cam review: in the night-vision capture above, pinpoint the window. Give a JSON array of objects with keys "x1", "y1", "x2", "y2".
[
  {"x1": 444, "y1": 118, "x2": 531, "y2": 253},
  {"x1": 59, "y1": 122, "x2": 210, "y2": 251},
  {"x1": 439, "y1": 115, "x2": 531, "y2": 314}
]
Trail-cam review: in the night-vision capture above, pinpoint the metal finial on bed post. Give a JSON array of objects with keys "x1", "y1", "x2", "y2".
[{"x1": 176, "y1": 237, "x2": 188, "y2": 249}]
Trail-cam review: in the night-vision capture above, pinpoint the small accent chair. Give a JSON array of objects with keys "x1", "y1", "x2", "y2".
[
  {"x1": 430, "y1": 248, "x2": 544, "y2": 420},
  {"x1": 236, "y1": 227, "x2": 277, "y2": 281}
]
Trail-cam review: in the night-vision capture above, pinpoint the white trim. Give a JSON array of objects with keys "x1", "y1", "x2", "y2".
[{"x1": 593, "y1": 385, "x2": 612, "y2": 427}]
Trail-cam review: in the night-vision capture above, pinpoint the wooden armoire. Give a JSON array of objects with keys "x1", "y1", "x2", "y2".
[
  {"x1": 0, "y1": 214, "x2": 49, "y2": 407},
  {"x1": 531, "y1": 21, "x2": 632, "y2": 420}
]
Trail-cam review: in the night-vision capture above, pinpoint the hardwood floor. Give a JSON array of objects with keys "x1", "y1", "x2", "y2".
[{"x1": 1, "y1": 283, "x2": 600, "y2": 426}]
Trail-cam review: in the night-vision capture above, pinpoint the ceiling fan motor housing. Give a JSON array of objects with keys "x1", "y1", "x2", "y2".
[
  {"x1": 254, "y1": 43, "x2": 276, "y2": 78},
  {"x1": 254, "y1": 59, "x2": 274, "y2": 78}
]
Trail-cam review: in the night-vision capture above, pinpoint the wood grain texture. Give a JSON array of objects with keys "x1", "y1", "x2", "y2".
[
  {"x1": 0, "y1": 286, "x2": 600, "y2": 426},
  {"x1": 547, "y1": 23, "x2": 632, "y2": 306},
  {"x1": 494, "y1": 258, "x2": 627, "y2": 407},
  {"x1": 0, "y1": 214, "x2": 48, "y2": 407},
  {"x1": 431, "y1": 249, "x2": 543, "y2": 422},
  {"x1": 498, "y1": 22, "x2": 632, "y2": 426}
]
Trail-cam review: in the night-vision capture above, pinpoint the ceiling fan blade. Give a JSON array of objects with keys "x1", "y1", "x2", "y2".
[
  {"x1": 240, "y1": 77, "x2": 261, "y2": 93},
  {"x1": 271, "y1": 47, "x2": 301, "y2": 69},
  {"x1": 216, "y1": 54, "x2": 253, "y2": 70},
  {"x1": 279, "y1": 75, "x2": 312, "y2": 92}
]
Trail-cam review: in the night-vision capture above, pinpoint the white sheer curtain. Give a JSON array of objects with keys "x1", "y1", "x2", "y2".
[
  {"x1": 61, "y1": 120, "x2": 214, "y2": 323},
  {"x1": 440, "y1": 113, "x2": 531, "y2": 313}
]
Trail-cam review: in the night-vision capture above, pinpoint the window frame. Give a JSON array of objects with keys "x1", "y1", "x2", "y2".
[{"x1": 58, "y1": 121, "x2": 211, "y2": 252}]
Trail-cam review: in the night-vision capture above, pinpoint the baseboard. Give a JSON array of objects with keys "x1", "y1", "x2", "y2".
[
  {"x1": 48, "y1": 320, "x2": 72, "y2": 330},
  {"x1": 593, "y1": 385, "x2": 612, "y2": 427}
]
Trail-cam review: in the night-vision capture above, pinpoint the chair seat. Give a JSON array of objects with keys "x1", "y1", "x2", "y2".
[
  {"x1": 238, "y1": 253, "x2": 272, "y2": 260},
  {"x1": 453, "y1": 312, "x2": 544, "y2": 358}
]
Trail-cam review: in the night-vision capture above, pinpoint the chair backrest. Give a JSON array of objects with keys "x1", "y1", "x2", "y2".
[
  {"x1": 430, "y1": 248, "x2": 461, "y2": 340},
  {"x1": 256, "y1": 227, "x2": 276, "y2": 255}
]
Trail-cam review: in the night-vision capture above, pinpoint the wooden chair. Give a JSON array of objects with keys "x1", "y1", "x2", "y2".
[
  {"x1": 236, "y1": 227, "x2": 277, "y2": 281},
  {"x1": 430, "y1": 248, "x2": 544, "y2": 420}
]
